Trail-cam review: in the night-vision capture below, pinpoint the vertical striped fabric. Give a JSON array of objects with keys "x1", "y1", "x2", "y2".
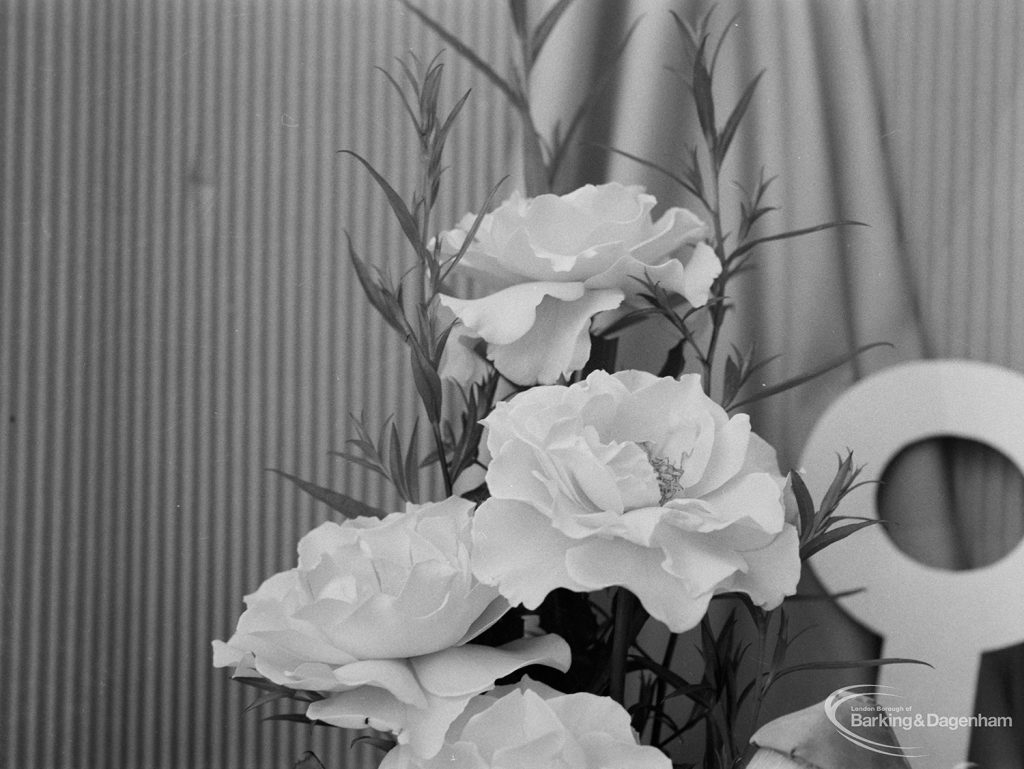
[{"x1": 0, "y1": 2, "x2": 512, "y2": 767}]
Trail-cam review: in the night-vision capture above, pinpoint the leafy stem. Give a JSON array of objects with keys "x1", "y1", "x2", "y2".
[{"x1": 609, "y1": 589, "x2": 637, "y2": 705}]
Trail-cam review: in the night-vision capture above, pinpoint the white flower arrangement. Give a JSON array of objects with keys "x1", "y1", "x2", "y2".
[{"x1": 214, "y1": 5, "x2": 918, "y2": 768}]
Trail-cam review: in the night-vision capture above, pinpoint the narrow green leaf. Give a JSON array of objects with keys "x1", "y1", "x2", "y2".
[
  {"x1": 628, "y1": 654, "x2": 694, "y2": 693},
  {"x1": 434, "y1": 89, "x2": 472, "y2": 153},
  {"x1": 268, "y1": 469, "x2": 386, "y2": 519},
  {"x1": 507, "y1": 0, "x2": 529, "y2": 42},
  {"x1": 730, "y1": 219, "x2": 869, "y2": 263},
  {"x1": 743, "y1": 351, "x2": 781, "y2": 383},
  {"x1": 432, "y1": 319, "x2": 456, "y2": 364},
  {"x1": 331, "y1": 450, "x2": 386, "y2": 477},
  {"x1": 692, "y1": 37, "x2": 716, "y2": 147},
  {"x1": 387, "y1": 422, "x2": 411, "y2": 502},
  {"x1": 232, "y1": 676, "x2": 291, "y2": 694},
  {"x1": 340, "y1": 150, "x2": 427, "y2": 262},
  {"x1": 597, "y1": 306, "x2": 666, "y2": 337},
  {"x1": 600, "y1": 145, "x2": 705, "y2": 204},
  {"x1": 403, "y1": 419, "x2": 422, "y2": 503},
  {"x1": 722, "y1": 352, "x2": 742, "y2": 407},
  {"x1": 788, "y1": 470, "x2": 816, "y2": 540},
  {"x1": 419, "y1": 63, "x2": 444, "y2": 133},
  {"x1": 820, "y1": 450, "x2": 858, "y2": 516},
  {"x1": 397, "y1": 52, "x2": 423, "y2": 97},
  {"x1": 374, "y1": 65, "x2": 422, "y2": 132},
  {"x1": 401, "y1": 1, "x2": 523, "y2": 108},
  {"x1": 244, "y1": 689, "x2": 291, "y2": 714},
  {"x1": 728, "y1": 342, "x2": 893, "y2": 411},
  {"x1": 347, "y1": 243, "x2": 408, "y2": 336},
  {"x1": 530, "y1": 0, "x2": 577, "y2": 65},
  {"x1": 770, "y1": 611, "x2": 790, "y2": 675},
  {"x1": 669, "y1": 10, "x2": 698, "y2": 52},
  {"x1": 771, "y1": 657, "x2": 932, "y2": 685},
  {"x1": 709, "y1": 9, "x2": 743, "y2": 74},
  {"x1": 715, "y1": 70, "x2": 763, "y2": 166},
  {"x1": 801, "y1": 520, "x2": 881, "y2": 560},
  {"x1": 441, "y1": 176, "x2": 509, "y2": 283},
  {"x1": 409, "y1": 342, "x2": 443, "y2": 426},
  {"x1": 293, "y1": 752, "x2": 328, "y2": 769},
  {"x1": 660, "y1": 682, "x2": 717, "y2": 710},
  {"x1": 784, "y1": 587, "x2": 866, "y2": 602}
]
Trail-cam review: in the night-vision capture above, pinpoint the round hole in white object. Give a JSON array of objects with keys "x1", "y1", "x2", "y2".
[
  {"x1": 877, "y1": 436, "x2": 1024, "y2": 571},
  {"x1": 799, "y1": 359, "x2": 1024, "y2": 646}
]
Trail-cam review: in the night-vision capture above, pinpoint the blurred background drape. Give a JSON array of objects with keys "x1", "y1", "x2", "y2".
[
  {"x1": 2, "y1": 1, "x2": 1023, "y2": 767},
  {"x1": 530, "y1": 1, "x2": 1024, "y2": 765}
]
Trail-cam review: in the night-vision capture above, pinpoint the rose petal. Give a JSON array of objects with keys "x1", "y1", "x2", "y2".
[
  {"x1": 630, "y1": 204, "x2": 708, "y2": 263},
  {"x1": 307, "y1": 680, "x2": 472, "y2": 759},
  {"x1": 332, "y1": 659, "x2": 428, "y2": 708},
  {"x1": 456, "y1": 594, "x2": 511, "y2": 646},
  {"x1": 472, "y1": 499, "x2": 592, "y2": 607},
  {"x1": 303, "y1": 565, "x2": 464, "y2": 659},
  {"x1": 481, "y1": 690, "x2": 566, "y2": 765},
  {"x1": 565, "y1": 535, "x2": 721, "y2": 632},
  {"x1": 411, "y1": 636, "x2": 571, "y2": 699},
  {"x1": 488, "y1": 289, "x2": 623, "y2": 385},
  {"x1": 548, "y1": 689, "x2": 638, "y2": 743},
  {"x1": 582, "y1": 733, "x2": 673, "y2": 769},
  {"x1": 679, "y1": 241, "x2": 722, "y2": 306},
  {"x1": 684, "y1": 413, "x2": 752, "y2": 498},
  {"x1": 314, "y1": 636, "x2": 570, "y2": 760},
  {"x1": 379, "y1": 742, "x2": 486, "y2": 769},
  {"x1": 717, "y1": 524, "x2": 801, "y2": 609},
  {"x1": 693, "y1": 471, "x2": 786, "y2": 534},
  {"x1": 438, "y1": 321, "x2": 490, "y2": 384},
  {"x1": 440, "y1": 282, "x2": 585, "y2": 345},
  {"x1": 306, "y1": 684, "x2": 407, "y2": 733}
]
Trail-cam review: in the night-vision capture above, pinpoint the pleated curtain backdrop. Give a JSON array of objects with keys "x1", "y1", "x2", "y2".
[
  {"x1": 533, "y1": 0, "x2": 1024, "y2": 765},
  {"x1": 0, "y1": 2, "x2": 514, "y2": 767},
  {"x1": 5, "y1": 1, "x2": 1024, "y2": 768}
]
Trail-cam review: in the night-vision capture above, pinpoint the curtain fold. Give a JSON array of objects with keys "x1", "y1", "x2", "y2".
[{"x1": 532, "y1": 1, "x2": 1024, "y2": 765}]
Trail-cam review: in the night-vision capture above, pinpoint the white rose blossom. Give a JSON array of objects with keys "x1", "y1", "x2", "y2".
[
  {"x1": 438, "y1": 182, "x2": 719, "y2": 385},
  {"x1": 378, "y1": 678, "x2": 671, "y2": 769},
  {"x1": 212, "y1": 497, "x2": 570, "y2": 758},
  {"x1": 471, "y1": 370, "x2": 801, "y2": 632}
]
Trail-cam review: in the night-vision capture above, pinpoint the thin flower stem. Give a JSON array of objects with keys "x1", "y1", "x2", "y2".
[
  {"x1": 748, "y1": 606, "x2": 776, "y2": 735},
  {"x1": 648, "y1": 632, "x2": 679, "y2": 746},
  {"x1": 701, "y1": 156, "x2": 729, "y2": 397},
  {"x1": 609, "y1": 588, "x2": 637, "y2": 706},
  {"x1": 430, "y1": 418, "x2": 454, "y2": 497}
]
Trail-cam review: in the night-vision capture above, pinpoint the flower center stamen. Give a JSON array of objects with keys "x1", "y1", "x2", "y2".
[{"x1": 640, "y1": 442, "x2": 684, "y2": 505}]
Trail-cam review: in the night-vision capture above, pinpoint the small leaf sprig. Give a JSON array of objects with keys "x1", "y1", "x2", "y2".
[
  {"x1": 605, "y1": 10, "x2": 870, "y2": 405},
  {"x1": 339, "y1": 53, "x2": 507, "y2": 498},
  {"x1": 405, "y1": 0, "x2": 638, "y2": 195},
  {"x1": 270, "y1": 52, "x2": 508, "y2": 510},
  {"x1": 250, "y1": 8, "x2": 927, "y2": 769}
]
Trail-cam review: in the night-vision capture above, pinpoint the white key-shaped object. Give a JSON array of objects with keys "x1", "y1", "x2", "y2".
[{"x1": 800, "y1": 360, "x2": 1024, "y2": 767}]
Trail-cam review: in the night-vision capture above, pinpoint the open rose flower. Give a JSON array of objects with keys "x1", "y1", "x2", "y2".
[
  {"x1": 438, "y1": 183, "x2": 718, "y2": 385},
  {"x1": 379, "y1": 678, "x2": 671, "y2": 769},
  {"x1": 212, "y1": 497, "x2": 570, "y2": 757},
  {"x1": 471, "y1": 370, "x2": 800, "y2": 632}
]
